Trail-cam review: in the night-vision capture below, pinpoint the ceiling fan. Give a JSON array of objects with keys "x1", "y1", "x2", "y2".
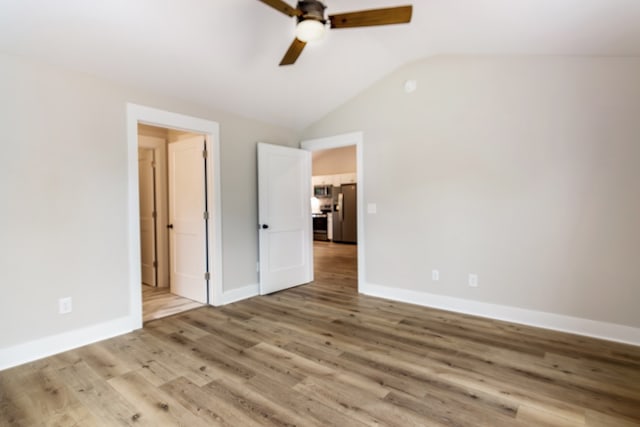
[{"x1": 258, "y1": 0, "x2": 413, "y2": 66}]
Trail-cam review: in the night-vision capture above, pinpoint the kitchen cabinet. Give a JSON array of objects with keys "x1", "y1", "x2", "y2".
[
  {"x1": 312, "y1": 173, "x2": 357, "y2": 189},
  {"x1": 312, "y1": 175, "x2": 334, "y2": 186},
  {"x1": 338, "y1": 173, "x2": 357, "y2": 184}
]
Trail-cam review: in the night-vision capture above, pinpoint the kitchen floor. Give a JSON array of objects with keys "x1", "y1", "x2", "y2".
[{"x1": 313, "y1": 241, "x2": 357, "y2": 291}]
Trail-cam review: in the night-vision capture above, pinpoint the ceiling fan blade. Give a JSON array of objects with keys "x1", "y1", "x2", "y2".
[
  {"x1": 329, "y1": 5, "x2": 412, "y2": 29},
  {"x1": 258, "y1": 0, "x2": 301, "y2": 17},
  {"x1": 279, "y1": 38, "x2": 307, "y2": 66}
]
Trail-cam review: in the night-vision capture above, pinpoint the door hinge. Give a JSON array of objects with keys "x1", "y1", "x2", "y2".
[
  {"x1": 152, "y1": 211, "x2": 157, "y2": 219},
  {"x1": 204, "y1": 272, "x2": 210, "y2": 281},
  {"x1": 153, "y1": 260, "x2": 157, "y2": 268},
  {"x1": 202, "y1": 149, "x2": 208, "y2": 159},
  {"x1": 203, "y1": 211, "x2": 209, "y2": 220}
]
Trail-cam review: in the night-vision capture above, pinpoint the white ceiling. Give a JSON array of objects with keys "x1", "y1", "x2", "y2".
[{"x1": 1, "y1": 0, "x2": 639, "y2": 130}]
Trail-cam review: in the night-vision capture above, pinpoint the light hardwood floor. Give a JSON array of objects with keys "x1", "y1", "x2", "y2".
[
  {"x1": 2, "y1": 242, "x2": 640, "y2": 426},
  {"x1": 142, "y1": 285, "x2": 204, "y2": 323}
]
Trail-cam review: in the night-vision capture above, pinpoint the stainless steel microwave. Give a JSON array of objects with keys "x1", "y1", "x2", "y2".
[{"x1": 314, "y1": 185, "x2": 332, "y2": 198}]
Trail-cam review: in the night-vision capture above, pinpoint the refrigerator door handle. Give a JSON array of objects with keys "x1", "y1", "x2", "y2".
[{"x1": 338, "y1": 193, "x2": 344, "y2": 222}]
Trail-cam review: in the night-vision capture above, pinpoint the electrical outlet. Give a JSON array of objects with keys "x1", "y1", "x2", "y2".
[
  {"x1": 431, "y1": 270, "x2": 440, "y2": 281},
  {"x1": 59, "y1": 297, "x2": 72, "y2": 314},
  {"x1": 468, "y1": 274, "x2": 478, "y2": 288}
]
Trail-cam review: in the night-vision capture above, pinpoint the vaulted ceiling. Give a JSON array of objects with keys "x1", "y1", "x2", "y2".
[{"x1": 1, "y1": 0, "x2": 639, "y2": 130}]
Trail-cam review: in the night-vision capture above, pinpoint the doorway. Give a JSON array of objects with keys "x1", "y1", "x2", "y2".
[
  {"x1": 301, "y1": 132, "x2": 365, "y2": 292},
  {"x1": 126, "y1": 104, "x2": 222, "y2": 330},
  {"x1": 137, "y1": 124, "x2": 211, "y2": 322},
  {"x1": 310, "y1": 146, "x2": 358, "y2": 290}
]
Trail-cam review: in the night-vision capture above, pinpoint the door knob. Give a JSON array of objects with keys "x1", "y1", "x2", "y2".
[
  {"x1": 261, "y1": 224, "x2": 269, "y2": 229},
  {"x1": 167, "y1": 224, "x2": 174, "y2": 229}
]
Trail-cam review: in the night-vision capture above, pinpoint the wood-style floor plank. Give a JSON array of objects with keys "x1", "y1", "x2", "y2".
[
  {"x1": 142, "y1": 284, "x2": 204, "y2": 323},
  {"x1": 2, "y1": 241, "x2": 640, "y2": 426}
]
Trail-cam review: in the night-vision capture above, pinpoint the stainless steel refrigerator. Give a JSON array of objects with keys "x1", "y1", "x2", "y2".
[{"x1": 332, "y1": 183, "x2": 357, "y2": 243}]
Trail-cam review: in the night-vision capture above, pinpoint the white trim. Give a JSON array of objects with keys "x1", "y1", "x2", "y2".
[
  {"x1": 361, "y1": 282, "x2": 640, "y2": 346},
  {"x1": 221, "y1": 284, "x2": 260, "y2": 305},
  {"x1": 300, "y1": 132, "x2": 365, "y2": 292},
  {"x1": 127, "y1": 104, "x2": 223, "y2": 329},
  {"x1": 0, "y1": 317, "x2": 133, "y2": 371}
]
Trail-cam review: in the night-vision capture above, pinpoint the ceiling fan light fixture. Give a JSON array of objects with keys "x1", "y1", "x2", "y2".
[
  {"x1": 261, "y1": 0, "x2": 413, "y2": 66},
  {"x1": 295, "y1": 19, "x2": 325, "y2": 42}
]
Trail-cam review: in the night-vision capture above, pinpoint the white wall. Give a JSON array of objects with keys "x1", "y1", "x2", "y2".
[
  {"x1": 312, "y1": 145, "x2": 356, "y2": 176},
  {"x1": 302, "y1": 56, "x2": 640, "y2": 333},
  {"x1": 0, "y1": 52, "x2": 297, "y2": 358}
]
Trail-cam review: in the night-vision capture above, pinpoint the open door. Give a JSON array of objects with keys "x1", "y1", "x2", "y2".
[
  {"x1": 258, "y1": 143, "x2": 313, "y2": 295},
  {"x1": 168, "y1": 135, "x2": 208, "y2": 304},
  {"x1": 138, "y1": 148, "x2": 157, "y2": 286}
]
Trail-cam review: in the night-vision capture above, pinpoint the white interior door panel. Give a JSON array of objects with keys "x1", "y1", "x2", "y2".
[
  {"x1": 258, "y1": 142, "x2": 313, "y2": 295},
  {"x1": 138, "y1": 148, "x2": 156, "y2": 286},
  {"x1": 168, "y1": 136, "x2": 207, "y2": 303}
]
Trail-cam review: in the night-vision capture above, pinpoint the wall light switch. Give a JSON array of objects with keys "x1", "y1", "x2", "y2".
[
  {"x1": 432, "y1": 270, "x2": 439, "y2": 281},
  {"x1": 468, "y1": 274, "x2": 478, "y2": 288},
  {"x1": 367, "y1": 203, "x2": 377, "y2": 214},
  {"x1": 59, "y1": 297, "x2": 72, "y2": 314}
]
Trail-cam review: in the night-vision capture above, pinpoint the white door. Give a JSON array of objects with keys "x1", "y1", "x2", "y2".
[
  {"x1": 138, "y1": 148, "x2": 157, "y2": 286},
  {"x1": 168, "y1": 136, "x2": 208, "y2": 303},
  {"x1": 258, "y1": 142, "x2": 313, "y2": 295}
]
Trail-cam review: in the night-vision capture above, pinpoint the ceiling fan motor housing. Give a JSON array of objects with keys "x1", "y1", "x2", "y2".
[{"x1": 297, "y1": 0, "x2": 326, "y2": 24}]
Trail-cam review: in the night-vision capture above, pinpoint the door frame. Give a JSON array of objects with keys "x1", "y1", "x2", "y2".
[
  {"x1": 138, "y1": 136, "x2": 169, "y2": 288},
  {"x1": 300, "y1": 131, "x2": 365, "y2": 292},
  {"x1": 126, "y1": 104, "x2": 223, "y2": 329}
]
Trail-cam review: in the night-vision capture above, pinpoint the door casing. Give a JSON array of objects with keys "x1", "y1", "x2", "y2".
[{"x1": 126, "y1": 104, "x2": 222, "y2": 330}]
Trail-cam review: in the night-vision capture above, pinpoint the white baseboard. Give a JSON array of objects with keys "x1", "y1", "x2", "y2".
[
  {"x1": 360, "y1": 282, "x2": 640, "y2": 346},
  {"x1": 0, "y1": 316, "x2": 135, "y2": 371},
  {"x1": 220, "y1": 283, "x2": 259, "y2": 305},
  {"x1": 1, "y1": 283, "x2": 261, "y2": 371},
  {"x1": 5, "y1": 283, "x2": 635, "y2": 371}
]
